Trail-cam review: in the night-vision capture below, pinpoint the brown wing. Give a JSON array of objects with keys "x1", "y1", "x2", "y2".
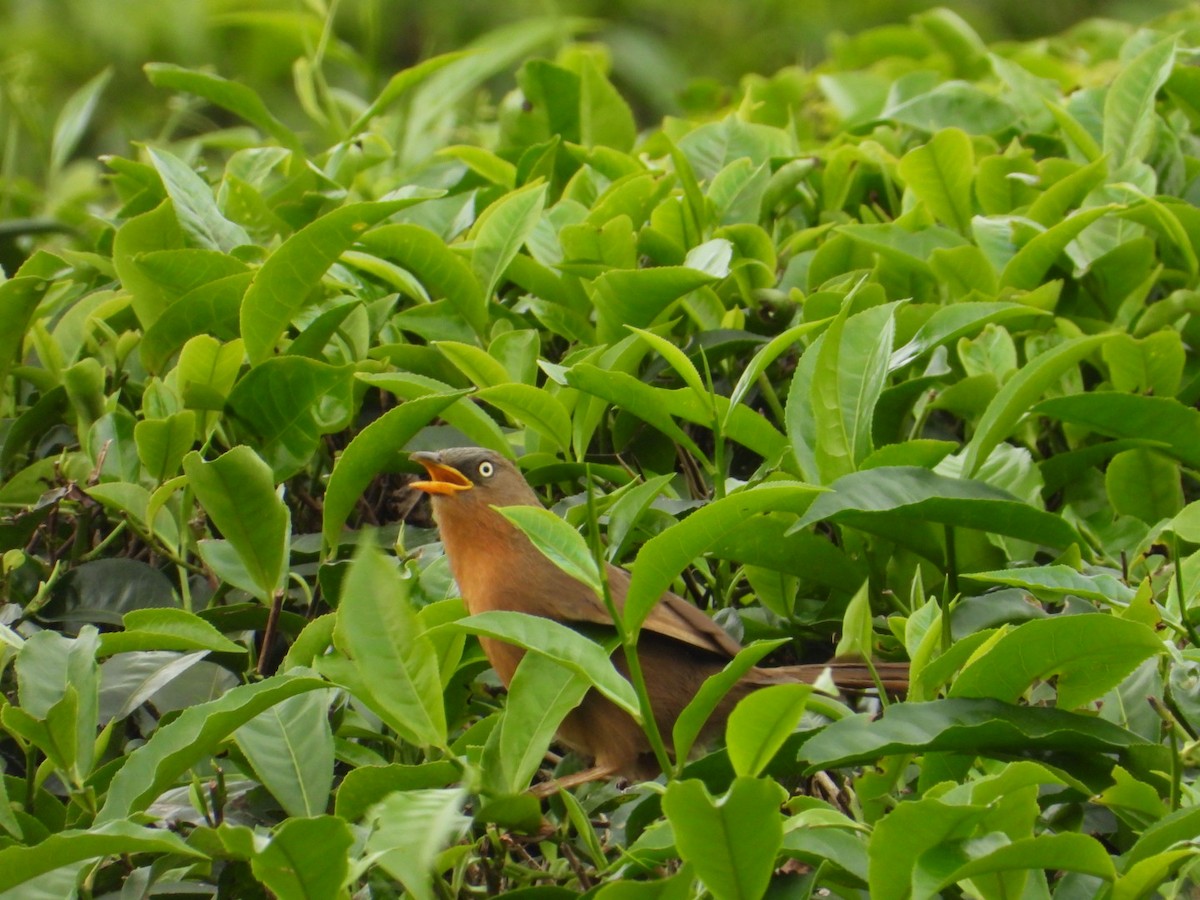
[
  {"x1": 745, "y1": 660, "x2": 910, "y2": 693},
  {"x1": 502, "y1": 554, "x2": 741, "y2": 658},
  {"x1": 603, "y1": 564, "x2": 743, "y2": 657}
]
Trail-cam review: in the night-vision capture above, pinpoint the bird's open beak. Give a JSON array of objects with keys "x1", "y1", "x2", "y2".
[{"x1": 409, "y1": 452, "x2": 473, "y2": 496}]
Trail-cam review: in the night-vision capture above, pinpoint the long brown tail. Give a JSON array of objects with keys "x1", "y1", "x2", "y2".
[{"x1": 747, "y1": 660, "x2": 909, "y2": 694}]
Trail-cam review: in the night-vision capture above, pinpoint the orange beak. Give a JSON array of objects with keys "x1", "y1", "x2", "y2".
[{"x1": 409, "y1": 452, "x2": 473, "y2": 496}]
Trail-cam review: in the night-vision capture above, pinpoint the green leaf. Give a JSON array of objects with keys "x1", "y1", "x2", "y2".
[
  {"x1": 1167, "y1": 502, "x2": 1200, "y2": 543},
  {"x1": 1034, "y1": 392, "x2": 1200, "y2": 469},
  {"x1": 0, "y1": 772, "x2": 20, "y2": 840},
  {"x1": 36, "y1": 556, "x2": 179, "y2": 626},
  {"x1": 837, "y1": 223, "x2": 966, "y2": 272},
  {"x1": 183, "y1": 446, "x2": 290, "y2": 602},
  {"x1": 476, "y1": 382, "x2": 572, "y2": 453},
  {"x1": 10, "y1": 628, "x2": 99, "y2": 784},
  {"x1": 799, "y1": 697, "x2": 1149, "y2": 770},
  {"x1": 146, "y1": 146, "x2": 250, "y2": 253},
  {"x1": 496, "y1": 506, "x2": 602, "y2": 595},
  {"x1": 360, "y1": 372, "x2": 510, "y2": 454},
  {"x1": 0, "y1": 820, "x2": 205, "y2": 894},
  {"x1": 1120, "y1": 806, "x2": 1200, "y2": 872},
  {"x1": 176, "y1": 334, "x2": 243, "y2": 415},
  {"x1": 112, "y1": 200, "x2": 184, "y2": 326},
  {"x1": 482, "y1": 652, "x2": 589, "y2": 793},
  {"x1": 567, "y1": 363, "x2": 787, "y2": 462},
  {"x1": 628, "y1": 325, "x2": 709, "y2": 402},
  {"x1": 50, "y1": 68, "x2": 112, "y2": 173},
  {"x1": 435, "y1": 339, "x2": 513, "y2": 388},
  {"x1": 579, "y1": 54, "x2": 637, "y2": 151},
  {"x1": 0, "y1": 276, "x2": 49, "y2": 389},
  {"x1": 725, "y1": 318, "x2": 830, "y2": 425},
  {"x1": 811, "y1": 301, "x2": 898, "y2": 482},
  {"x1": 347, "y1": 50, "x2": 472, "y2": 135},
  {"x1": 98, "y1": 649, "x2": 208, "y2": 723},
  {"x1": 963, "y1": 564, "x2": 1135, "y2": 606},
  {"x1": 145, "y1": 63, "x2": 301, "y2": 151},
  {"x1": 926, "y1": 833, "x2": 1116, "y2": 895},
  {"x1": 1000, "y1": 206, "x2": 1113, "y2": 290},
  {"x1": 402, "y1": 17, "x2": 592, "y2": 160},
  {"x1": 962, "y1": 334, "x2": 1111, "y2": 476},
  {"x1": 835, "y1": 578, "x2": 873, "y2": 659},
  {"x1": 930, "y1": 244, "x2": 1000, "y2": 297},
  {"x1": 884, "y1": 82, "x2": 1019, "y2": 134},
  {"x1": 677, "y1": 117, "x2": 794, "y2": 182},
  {"x1": 673, "y1": 640, "x2": 787, "y2": 766},
  {"x1": 950, "y1": 615, "x2": 1162, "y2": 708},
  {"x1": 321, "y1": 392, "x2": 468, "y2": 550},
  {"x1": 867, "y1": 797, "x2": 989, "y2": 900},
  {"x1": 327, "y1": 542, "x2": 446, "y2": 748},
  {"x1": 1103, "y1": 36, "x2": 1176, "y2": 169},
  {"x1": 364, "y1": 789, "x2": 470, "y2": 900},
  {"x1": 133, "y1": 410, "x2": 196, "y2": 483},
  {"x1": 359, "y1": 223, "x2": 486, "y2": 339},
  {"x1": 445, "y1": 610, "x2": 639, "y2": 715},
  {"x1": 251, "y1": 816, "x2": 353, "y2": 900},
  {"x1": 793, "y1": 467, "x2": 1080, "y2": 559},
  {"x1": 97, "y1": 670, "x2": 329, "y2": 822},
  {"x1": 139, "y1": 271, "x2": 249, "y2": 373},
  {"x1": 226, "y1": 357, "x2": 356, "y2": 481},
  {"x1": 726, "y1": 684, "x2": 813, "y2": 778},
  {"x1": 566, "y1": 364, "x2": 706, "y2": 461},
  {"x1": 1026, "y1": 156, "x2": 1108, "y2": 227},
  {"x1": 889, "y1": 302, "x2": 1043, "y2": 370},
  {"x1": 897, "y1": 127, "x2": 975, "y2": 234},
  {"x1": 98, "y1": 608, "x2": 245, "y2": 656},
  {"x1": 241, "y1": 200, "x2": 423, "y2": 364},
  {"x1": 624, "y1": 483, "x2": 822, "y2": 635},
  {"x1": 235, "y1": 689, "x2": 335, "y2": 817},
  {"x1": 591, "y1": 267, "x2": 717, "y2": 343},
  {"x1": 470, "y1": 181, "x2": 547, "y2": 301},
  {"x1": 1106, "y1": 448, "x2": 1182, "y2": 524},
  {"x1": 663, "y1": 777, "x2": 786, "y2": 900},
  {"x1": 1102, "y1": 331, "x2": 1185, "y2": 397},
  {"x1": 335, "y1": 762, "x2": 461, "y2": 821}
]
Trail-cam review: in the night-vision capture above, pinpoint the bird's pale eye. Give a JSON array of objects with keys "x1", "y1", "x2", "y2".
[{"x1": 478, "y1": 460, "x2": 494, "y2": 478}]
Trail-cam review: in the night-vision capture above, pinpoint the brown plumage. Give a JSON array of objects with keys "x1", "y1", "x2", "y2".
[{"x1": 410, "y1": 447, "x2": 907, "y2": 787}]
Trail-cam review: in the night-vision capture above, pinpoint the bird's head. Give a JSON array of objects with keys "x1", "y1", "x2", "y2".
[{"x1": 409, "y1": 447, "x2": 538, "y2": 509}]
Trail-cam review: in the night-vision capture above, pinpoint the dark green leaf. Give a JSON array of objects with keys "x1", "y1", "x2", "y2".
[
  {"x1": 793, "y1": 467, "x2": 1080, "y2": 557},
  {"x1": 250, "y1": 816, "x2": 353, "y2": 900},
  {"x1": 327, "y1": 543, "x2": 446, "y2": 748},
  {"x1": 183, "y1": 446, "x2": 290, "y2": 602},
  {"x1": 662, "y1": 777, "x2": 786, "y2": 900},
  {"x1": 235, "y1": 689, "x2": 335, "y2": 817},
  {"x1": 0, "y1": 820, "x2": 204, "y2": 894},
  {"x1": 97, "y1": 671, "x2": 329, "y2": 822},
  {"x1": 146, "y1": 63, "x2": 301, "y2": 150},
  {"x1": 146, "y1": 146, "x2": 250, "y2": 253},
  {"x1": 800, "y1": 697, "x2": 1150, "y2": 770},
  {"x1": 359, "y1": 223, "x2": 486, "y2": 339},
  {"x1": 624, "y1": 483, "x2": 822, "y2": 634},
  {"x1": 1035, "y1": 392, "x2": 1200, "y2": 469},
  {"x1": 445, "y1": 610, "x2": 639, "y2": 715},
  {"x1": 241, "y1": 200, "x2": 425, "y2": 363},
  {"x1": 726, "y1": 684, "x2": 812, "y2": 778},
  {"x1": 321, "y1": 391, "x2": 468, "y2": 550},
  {"x1": 949, "y1": 614, "x2": 1163, "y2": 709},
  {"x1": 226, "y1": 357, "x2": 356, "y2": 481},
  {"x1": 897, "y1": 127, "x2": 974, "y2": 233}
]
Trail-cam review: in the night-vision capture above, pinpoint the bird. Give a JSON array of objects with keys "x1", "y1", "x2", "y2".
[{"x1": 409, "y1": 446, "x2": 907, "y2": 790}]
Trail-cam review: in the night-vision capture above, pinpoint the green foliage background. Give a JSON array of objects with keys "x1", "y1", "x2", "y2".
[{"x1": 1, "y1": 1, "x2": 1200, "y2": 898}]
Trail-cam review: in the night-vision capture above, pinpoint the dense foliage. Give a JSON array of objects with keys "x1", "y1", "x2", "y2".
[{"x1": 2, "y1": 5, "x2": 1200, "y2": 898}]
